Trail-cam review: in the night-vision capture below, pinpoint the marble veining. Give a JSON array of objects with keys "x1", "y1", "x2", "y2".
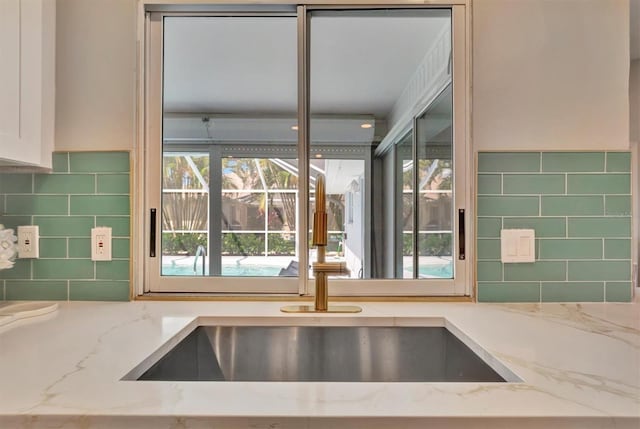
[{"x1": 0, "y1": 301, "x2": 637, "y2": 428}]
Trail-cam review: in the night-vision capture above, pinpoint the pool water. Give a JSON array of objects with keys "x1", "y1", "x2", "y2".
[{"x1": 162, "y1": 264, "x2": 283, "y2": 277}]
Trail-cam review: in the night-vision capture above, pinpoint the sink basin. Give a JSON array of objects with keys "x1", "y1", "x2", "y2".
[{"x1": 128, "y1": 322, "x2": 515, "y2": 382}]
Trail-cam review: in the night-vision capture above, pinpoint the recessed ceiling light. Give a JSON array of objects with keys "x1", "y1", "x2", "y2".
[
  {"x1": 360, "y1": 123, "x2": 373, "y2": 129},
  {"x1": 315, "y1": 153, "x2": 323, "y2": 158},
  {"x1": 291, "y1": 125, "x2": 299, "y2": 131}
]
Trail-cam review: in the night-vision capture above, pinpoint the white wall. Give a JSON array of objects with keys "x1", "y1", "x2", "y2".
[
  {"x1": 473, "y1": 0, "x2": 630, "y2": 151},
  {"x1": 55, "y1": 0, "x2": 136, "y2": 151},
  {"x1": 631, "y1": 60, "x2": 640, "y2": 143}
]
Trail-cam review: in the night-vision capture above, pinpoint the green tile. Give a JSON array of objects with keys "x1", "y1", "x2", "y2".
[
  {"x1": 503, "y1": 217, "x2": 566, "y2": 238},
  {"x1": 604, "y1": 239, "x2": 631, "y2": 259},
  {"x1": 70, "y1": 195, "x2": 129, "y2": 216},
  {"x1": 33, "y1": 259, "x2": 94, "y2": 280},
  {"x1": 606, "y1": 152, "x2": 631, "y2": 172},
  {"x1": 477, "y1": 217, "x2": 502, "y2": 238},
  {"x1": 477, "y1": 175, "x2": 501, "y2": 194},
  {"x1": 477, "y1": 196, "x2": 539, "y2": 216},
  {"x1": 477, "y1": 239, "x2": 501, "y2": 260},
  {"x1": 52, "y1": 153, "x2": 69, "y2": 173},
  {"x1": 69, "y1": 280, "x2": 129, "y2": 301},
  {"x1": 69, "y1": 152, "x2": 130, "y2": 173},
  {"x1": 477, "y1": 261, "x2": 502, "y2": 281},
  {"x1": 541, "y1": 282, "x2": 604, "y2": 302},
  {"x1": 568, "y1": 217, "x2": 630, "y2": 238},
  {"x1": 0, "y1": 259, "x2": 30, "y2": 279},
  {"x1": 96, "y1": 260, "x2": 129, "y2": 280},
  {"x1": 503, "y1": 174, "x2": 565, "y2": 195},
  {"x1": 478, "y1": 153, "x2": 540, "y2": 173},
  {"x1": 0, "y1": 216, "x2": 32, "y2": 230},
  {"x1": 34, "y1": 216, "x2": 94, "y2": 237},
  {"x1": 568, "y1": 261, "x2": 630, "y2": 281},
  {"x1": 542, "y1": 152, "x2": 604, "y2": 172},
  {"x1": 6, "y1": 280, "x2": 67, "y2": 300},
  {"x1": 113, "y1": 238, "x2": 130, "y2": 258},
  {"x1": 538, "y1": 239, "x2": 602, "y2": 260},
  {"x1": 39, "y1": 238, "x2": 67, "y2": 258},
  {"x1": 477, "y1": 282, "x2": 540, "y2": 302},
  {"x1": 566, "y1": 174, "x2": 630, "y2": 194},
  {"x1": 504, "y1": 261, "x2": 566, "y2": 281},
  {"x1": 605, "y1": 196, "x2": 631, "y2": 216},
  {"x1": 6, "y1": 195, "x2": 68, "y2": 215},
  {"x1": 97, "y1": 174, "x2": 129, "y2": 194},
  {"x1": 34, "y1": 174, "x2": 95, "y2": 194},
  {"x1": 96, "y1": 217, "x2": 130, "y2": 237},
  {"x1": 0, "y1": 174, "x2": 32, "y2": 193},
  {"x1": 605, "y1": 282, "x2": 632, "y2": 302},
  {"x1": 541, "y1": 196, "x2": 603, "y2": 216},
  {"x1": 68, "y1": 238, "x2": 91, "y2": 258}
]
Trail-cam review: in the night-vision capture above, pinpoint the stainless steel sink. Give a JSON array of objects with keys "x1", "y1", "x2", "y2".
[{"x1": 130, "y1": 325, "x2": 510, "y2": 382}]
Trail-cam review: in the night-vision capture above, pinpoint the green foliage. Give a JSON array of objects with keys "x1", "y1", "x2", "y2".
[
  {"x1": 403, "y1": 233, "x2": 452, "y2": 257},
  {"x1": 162, "y1": 233, "x2": 207, "y2": 255}
]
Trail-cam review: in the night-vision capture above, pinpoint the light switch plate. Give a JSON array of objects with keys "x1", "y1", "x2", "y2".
[
  {"x1": 501, "y1": 229, "x2": 535, "y2": 263},
  {"x1": 91, "y1": 227, "x2": 112, "y2": 261},
  {"x1": 17, "y1": 225, "x2": 39, "y2": 258}
]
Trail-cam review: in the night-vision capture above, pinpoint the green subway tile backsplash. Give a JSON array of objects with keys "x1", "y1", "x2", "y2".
[
  {"x1": 604, "y1": 196, "x2": 631, "y2": 216},
  {"x1": 69, "y1": 152, "x2": 130, "y2": 173},
  {"x1": 477, "y1": 196, "x2": 539, "y2": 216},
  {"x1": 6, "y1": 195, "x2": 68, "y2": 215},
  {"x1": 568, "y1": 261, "x2": 630, "y2": 281},
  {"x1": 6, "y1": 280, "x2": 68, "y2": 301},
  {"x1": 502, "y1": 217, "x2": 566, "y2": 237},
  {"x1": 478, "y1": 152, "x2": 540, "y2": 172},
  {"x1": 0, "y1": 151, "x2": 130, "y2": 301},
  {"x1": 476, "y1": 151, "x2": 632, "y2": 303},
  {"x1": 541, "y1": 152, "x2": 604, "y2": 172},
  {"x1": 604, "y1": 239, "x2": 631, "y2": 259},
  {"x1": 538, "y1": 239, "x2": 602, "y2": 260},
  {"x1": 477, "y1": 282, "x2": 540, "y2": 303},
  {"x1": 97, "y1": 174, "x2": 129, "y2": 194},
  {"x1": 568, "y1": 217, "x2": 630, "y2": 237},
  {"x1": 69, "y1": 281, "x2": 130, "y2": 301},
  {"x1": 504, "y1": 261, "x2": 566, "y2": 281},
  {"x1": 34, "y1": 216, "x2": 95, "y2": 237},
  {"x1": 477, "y1": 217, "x2": 502, "y2": 238},
  {"x1": 541, "y1": 282, "x2": 604, "y2": 302},
  {"x1": 0, "y1": 174, "x2": 32, "y2": 194},
  {"x1": 39, "y1": 238, "x2": 68, "y2": 258},
  {"x1": 605, "y1": 282, "x2": 632, "y2": 302},
  {"x1": 70, "y1": 195, "x2": 130, "y2": 216},
  {"x1": 478, "y1": 175, "x2": 501, "y2": 194},
  {"x1": 541, "y1": 196, "x2": 603, "y2": 216},
  {"x1": 502, "y1": 174, "x2": 564, "y2": 195},
  {"x1": 566, "y1": 174, "x2": 630, "y2": 194},
  {"x1": 605, "y1": 152, "x2": 631, "y2": 172}
]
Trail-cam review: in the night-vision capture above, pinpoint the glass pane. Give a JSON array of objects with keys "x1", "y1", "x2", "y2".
[
  {"x1": 396, "y1": 134, "x2": 414, "y2": 278},
  {"x1": 310, "y1": 9, "x2": 451, "y2": 279},
  {"x1": 221, "y1": 192, "x2": 264, "y2": 231},
  {"x1": 161, "y1": 153, "x2": 209, "y2": 276},
  {"x1": 162, "y1": 16, "x2": 298, "y2": 278},
  {"x1": 416, "y1": 85, "x2": 453, "y2": 279}
]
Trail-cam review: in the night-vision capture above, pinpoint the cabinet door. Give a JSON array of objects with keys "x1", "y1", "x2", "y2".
[{"x1": 0, "y1": 0, "x2": 55, "y2": 169}]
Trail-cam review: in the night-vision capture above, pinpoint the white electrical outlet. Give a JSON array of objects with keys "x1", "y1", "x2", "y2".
[
  {"x1": 91, "y1": 227, "x2": 112, "y2": 261},
  {"x1": 17, "y1": 225, "x2": 39, "y2": 258}
]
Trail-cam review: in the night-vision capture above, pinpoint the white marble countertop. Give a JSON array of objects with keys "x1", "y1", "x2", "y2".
[{"x1": 0, "y1": 300, "x2": 638, "y2": 428}]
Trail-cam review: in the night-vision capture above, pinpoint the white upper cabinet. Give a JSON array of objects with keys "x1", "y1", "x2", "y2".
[{"x1": 0, "y1": 0, "x2": 55, "y2": 169}]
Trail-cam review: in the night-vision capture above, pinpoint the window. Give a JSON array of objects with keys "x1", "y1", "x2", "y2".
[{"x1": 141, "y1": 4, "x2": 470, "y2": 296}]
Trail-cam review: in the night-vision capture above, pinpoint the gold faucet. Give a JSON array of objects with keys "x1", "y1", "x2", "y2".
[{"x1": 281, "y1": 175, "x2": 361, "y2": 313}]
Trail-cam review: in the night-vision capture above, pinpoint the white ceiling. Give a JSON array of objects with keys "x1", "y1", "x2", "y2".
[{"x1": 163, "y1": 13, "x2": 450, "y2": 118}]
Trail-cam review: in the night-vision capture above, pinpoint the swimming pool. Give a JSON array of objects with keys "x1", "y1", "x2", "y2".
[{"x1": 162, "y1": 264, "x2": 284, "y2": 277}]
